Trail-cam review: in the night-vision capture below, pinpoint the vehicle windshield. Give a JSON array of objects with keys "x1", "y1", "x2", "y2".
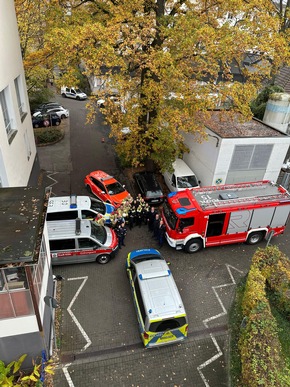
[
  {"x1": 90, "y1": 197, "x2": 106, "y2": 215},
  {"x1": 132, "y1": 254, "x2": 163, "y2": 265},
  {"x1": 146, "y1": 189, "x2": 163, "y2": 198},
  {"x1": 75, "y1": 88, "x2": 83, "y2": 93},
  {"x1": 90, "y1": 222, "x2": 107, "y2": 244},
  {"x1": 162, "y1": 201, "x2": 178, "y2": 230},
  {"x1": 177, "y1": 175, "x2": 199, "y2": 189},
  {"x1": 149, "y1": 316, "x2": 187, "y2": 332},
  {"x1": 106, "y1": 181, "x2": 125, "y2": 195}
]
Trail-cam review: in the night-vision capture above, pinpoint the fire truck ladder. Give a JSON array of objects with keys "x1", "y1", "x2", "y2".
[{"x1": 200, "y1": 192, "x2": 290, "y2": 209}]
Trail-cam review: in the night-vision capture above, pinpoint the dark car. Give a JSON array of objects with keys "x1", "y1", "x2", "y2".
[
  {"x1": 32, "y1": 113, "x2": 61, "y2": 128},
  {"x1": 31, "y1": 102, "x2": 63, "y2": 114},
  {"x1": 134, "y1": 171, "x2": 165, "y2": 205}
]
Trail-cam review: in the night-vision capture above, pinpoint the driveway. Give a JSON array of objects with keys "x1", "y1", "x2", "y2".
[{"x1": 36, "y1": 92, "x2": 290, "y2": 386}]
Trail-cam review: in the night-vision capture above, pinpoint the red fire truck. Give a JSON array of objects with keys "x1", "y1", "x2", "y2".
[{"x1": 161, "y1": 180, "x2": 290, "y2": 253}]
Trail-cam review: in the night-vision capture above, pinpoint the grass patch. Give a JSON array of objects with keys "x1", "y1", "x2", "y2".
[{"x1": 229, "y1": 276, "x2": 246, "y2": 387}]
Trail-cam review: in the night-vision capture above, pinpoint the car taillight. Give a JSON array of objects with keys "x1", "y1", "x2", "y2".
[
  {"x1": 143, "y1": 332, "x2": 149, "y2": 340},
  {"x1": 185, "y1": 325, "x2": 188, "y2": 333}
]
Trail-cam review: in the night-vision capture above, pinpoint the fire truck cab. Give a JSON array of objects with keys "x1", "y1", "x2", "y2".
[{"x1": 162, "y1": 180, "x2": 290, "y2": 253}]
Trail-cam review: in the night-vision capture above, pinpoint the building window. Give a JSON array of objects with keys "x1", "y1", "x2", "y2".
[
  {"x1": 14, "y1": 75, "x2": 26, "y2": 121},
  {"x1": 229, "y1": 144, "x2": 273, "y2": 171},
  {"x1": 0, "y1": 87, "x2": 16, "y2": 142}
]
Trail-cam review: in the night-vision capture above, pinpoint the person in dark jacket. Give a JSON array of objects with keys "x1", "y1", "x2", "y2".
[
  {"x1": 153, "y1": 213, "x2": 160, "y2": 239},
  {"x1": 148, "y1": 206, "x2": 157, "y2": 232},
  {"x1": 158, "y1": 219, "x2": 166, "y2": 247},
  {"x1": 117, "y1": 222, "x2": 127, "y2": 249}
]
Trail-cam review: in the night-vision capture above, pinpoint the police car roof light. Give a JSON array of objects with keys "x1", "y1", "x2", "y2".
[{"x1": 70, "y1": 194, "x2": 77, "y2": 208}]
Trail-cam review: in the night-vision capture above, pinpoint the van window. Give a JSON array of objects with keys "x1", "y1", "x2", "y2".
[
  {"x1": 50, "y1": 239, "x2": 75, "y2": 251},
  {"x1": 78, "y1": 238, "x2": 98, "y2": 249},
  {"x1": 180, "y1": 217, "x2": 194, "y2": 229},
  {"x1": 47, "y1": 210, "x2": 78, "y2": 221},
  {"x1": 90, "y1": 222, "x2": 107, "y2": 244},
  {"x1": 149, "y1": 317, "x2": 187, "y2": 332},
  {"x1": 81, "y1": 210, "x2": 95, "y2": 219},
  {"x1": 171, "y1": 174, "x2": 177, "y2": 187},
  {"x1": 177, "y1": 175, "x2": 199, "y2": 189}
]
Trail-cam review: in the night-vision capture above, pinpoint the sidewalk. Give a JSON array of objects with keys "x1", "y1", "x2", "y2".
[{"x1": 30, "y1": 119, "x2": 72, "y2": 194}]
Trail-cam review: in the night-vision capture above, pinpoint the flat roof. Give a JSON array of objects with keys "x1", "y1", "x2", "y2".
[
  {"x1": 0, "y1": 187, "x2": 48, "y2": 265},
  {"x1": 203, "y1": 111, "x2": 286, "y2": 138}
]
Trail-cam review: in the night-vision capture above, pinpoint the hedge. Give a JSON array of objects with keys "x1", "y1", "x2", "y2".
[{"x1": 237, "y1": 246, "x2": 290, "y2": 386}]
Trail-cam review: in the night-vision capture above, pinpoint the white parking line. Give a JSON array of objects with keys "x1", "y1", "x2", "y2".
[
  {"x1": 67, "y1": 276, "x2": 92, "y2": 351},
  {"x1": 62, "y1": 276, "x2": 91, "y2": 387},
  {"x1": 46, "y1": 171, "x2": 58, "y2": 190},
  {"x1": 62, "y1": 363, "x2": 74, "y2": 387},
  {"x1": 197, "y1": 264, "x2": 243, "y2": 386}
]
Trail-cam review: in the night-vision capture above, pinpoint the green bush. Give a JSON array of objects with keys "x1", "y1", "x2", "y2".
[
  {"x1": 34, "y1": 128, "x2": 63, "y2": 144},
  {"x1": 239, "y1": 303, "x2": 283, "y2": 387},
  {"x1": 231, "y1": 246, "x2": 290, "y2": 386}
]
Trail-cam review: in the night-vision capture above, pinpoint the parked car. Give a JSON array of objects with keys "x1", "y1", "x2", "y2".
[
  {"x1": 97, "y1": 94, "x2": 120, "y2": 108},
  {"x1": 32, "y1": 102, "x2": 63, "y2": 113},
  {"x1": 126, "y1": 248, "x2": 188, "y2": 347},
  {"x1": 47, "y1": 195, "x2": 116, "y2": 225},
  {"x1": 134, "y1": 171, "x2": 164, "y2": 205},
  {"x1": 163, "y1": 158, "x2": 200, "y2": 192},
  {"x1": 61, "y1": 86, "x2": 87, "y2": 100},
  {"x1": 84, "y1": 170, "x2": 130, "y2": 207},
  {"x1": 33, "y1": 106, "x2": 69, "y2": 119},
  {"x1": 32, "y1": 113, "x2": 61, "y2": 128}
]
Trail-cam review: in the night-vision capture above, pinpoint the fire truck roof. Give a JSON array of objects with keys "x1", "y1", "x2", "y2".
[{"x1": 168, "y1": 180, "x2": 290, "y2": 211}]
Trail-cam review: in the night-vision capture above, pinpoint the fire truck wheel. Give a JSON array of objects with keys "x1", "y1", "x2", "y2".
[
  {"x1": 185, "y1": 239, "x2": 203, "y2": 253},
  {"x1": 246, "y1": 231, "x2": 264, "y2": 245},
  {"x1": 97, "y1": 254, "x2": 110, "y2": 264}
]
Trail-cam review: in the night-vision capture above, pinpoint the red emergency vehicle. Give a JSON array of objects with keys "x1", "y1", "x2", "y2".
[{"x1": 161, "y1": 180, "x2": 290, "y2": 253}]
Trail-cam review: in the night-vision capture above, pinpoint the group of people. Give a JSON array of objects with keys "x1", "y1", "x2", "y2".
[{"x1": 108, "y1": 194, "x2": 166, "y2": 248}]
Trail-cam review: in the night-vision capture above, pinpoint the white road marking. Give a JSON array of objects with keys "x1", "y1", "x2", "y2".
[
  {"x1": 197, "y1": 264, "x2": 243, "y2": 386},
  {"x1": 62, "y1": 277, "x2": 91, "y2": 387},
  {"x1": 46, "y1": 171, "x2": 58, "y2": 190},
  {"x1": 62, "y1": 363, "x2": 74, "y2": 387},
  {"x1": 67, "y1": 276, "x2": 92, "y2": 351}
]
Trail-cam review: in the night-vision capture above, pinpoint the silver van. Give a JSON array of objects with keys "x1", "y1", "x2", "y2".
[
  {"x1": 47, "y1": 219, "x2": 118, "y2": 265},
  {"x1": 163, "y1": 158, "x2": 200, "y2": 192}
]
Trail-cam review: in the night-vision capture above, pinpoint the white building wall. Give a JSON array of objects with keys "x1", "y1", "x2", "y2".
[
  {"x1": 183, "y1": 130, "x2": 290, "y2": 186},
  {"x1": 0, "y1": 1, "x2": 36, "y2": 187},
  {"x1": 0, "y1": 315, "x2": 39, "y2": 338},
  {"x1": 183, "y1": 130, "x2": 221, "y2": 186}
]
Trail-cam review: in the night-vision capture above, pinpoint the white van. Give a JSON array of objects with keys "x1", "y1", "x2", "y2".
[
  {"x1": 163, "y1": 158, "x2": 200, "y2": 192},
  {"x1": 61, "y1": 86, "x2": 87, "y2": 100},
  {"x1": 46, "y1": 195, "x2": 115, "y2": 225},
  {"x1": 47, "y1": 218, "x2": 118, "y2": 265}
]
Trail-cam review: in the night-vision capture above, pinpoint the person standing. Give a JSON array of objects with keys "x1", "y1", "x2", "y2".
[
  {"x1": 153, "y1": 213, "x2": 160, "y2": 239},
  {"x1": 148, "y1": 206, "x2": 157, "y2": 232},
  {"x1": 117, "y1": 221, "x2": 127, "y2": 249},
  {"x1": 158, "y1": 218, "x2": 166, "y2": 247}
]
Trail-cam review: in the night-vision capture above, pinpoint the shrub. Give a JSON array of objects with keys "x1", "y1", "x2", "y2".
[
  {"x1": 34, "y1": 128, "x2": 63, "y2": 145},
  {"x1": 242, "y1": 265, "x2": 266, "y2": 317},
  {"x1": 239, "y1": 303, "x2": 283, "y2": 387}
]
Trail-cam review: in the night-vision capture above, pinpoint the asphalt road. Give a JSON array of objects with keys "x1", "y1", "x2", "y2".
[{"x1": 37, "y1": 94, "x2": 290, "y2": 387}]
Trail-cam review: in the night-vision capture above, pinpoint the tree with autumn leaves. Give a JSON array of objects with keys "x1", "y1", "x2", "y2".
[{"x1": 16, "y1": 0, "x2": 290, "y2": 170}]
